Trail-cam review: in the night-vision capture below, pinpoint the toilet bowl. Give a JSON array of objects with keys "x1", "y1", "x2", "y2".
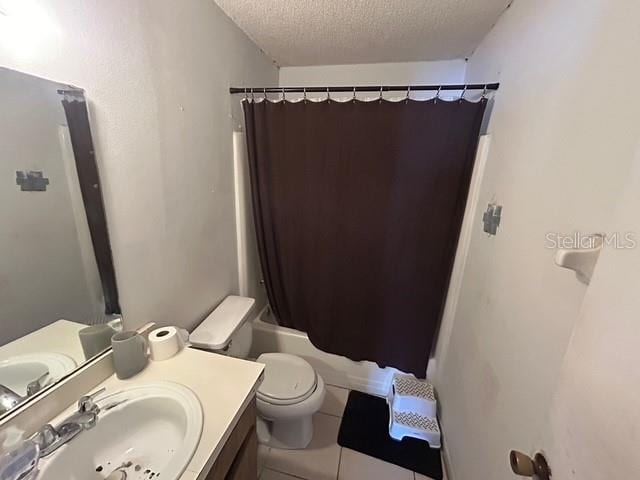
[
  {"x1": 255, "y1": 352, "x2": 325, "y2": 449},
  {"x1": 190, "y1": 296, "x2": 325, "y2": 449}
]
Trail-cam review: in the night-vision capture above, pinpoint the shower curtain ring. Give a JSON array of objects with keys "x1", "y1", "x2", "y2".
[
  {"x1": 281, "y1": 87, "x2": 286, "y2": 104},
  {"x1": 481, "y1": 84, "x2": 488, "y2": 100},
  {"x1": 303, "y1": 87, "x2": 307, "y2": 103},
  {"x1": 251, "y1": 89, "x2": 255, "y2": 102},
  {"x1": 434, "y1": 85, "x2": 442, "y2": 103},
  {"x1": 379, "y1": 86, "x2": 384, "y2": 103},
  {"x1": 352, "y1": 86, "x2": 357, "y2": 103},
  {"x1": 243, "y1": 87, "x2": 248, "y2": 101},
  {"x1": 405, "y1": 85, "x2": 411, "y2": 104},
  {"x1": 326, "y1": 87, "x2": 331, "y2": 102},
  {"x1": 459, "y1": 85, "x2": 467, "y2": 103}
]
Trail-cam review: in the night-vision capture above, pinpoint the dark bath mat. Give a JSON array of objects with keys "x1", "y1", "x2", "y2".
[{"x1": 337, "y1": 390, "x2": 443, "y2": 480}]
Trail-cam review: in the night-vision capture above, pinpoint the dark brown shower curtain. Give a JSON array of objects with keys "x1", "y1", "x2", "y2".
[{"x1": 244, "y1": 97, "x2": 486, "y2": 377}]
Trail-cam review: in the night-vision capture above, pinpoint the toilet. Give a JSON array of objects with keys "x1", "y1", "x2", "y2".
[{"x1": 190, "y1": 295, "x2": 326, "y2": 449}]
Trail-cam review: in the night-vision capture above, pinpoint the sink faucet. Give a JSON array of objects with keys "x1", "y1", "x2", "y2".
[
  {"x1": 32, "y1": 387, "x2": 106, "y2": 457},
  {"x1": 0, "y1": 371, "x2": 51, "y2": 414},
  {"x1": 26, "y1": 371, "x2": 50, "y2": 397},
  {"x1": 0, "y1": 385, "x2": 22, "y2": 414}
]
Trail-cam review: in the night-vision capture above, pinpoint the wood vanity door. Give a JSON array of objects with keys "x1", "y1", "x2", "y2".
[
  {"x1": 226, "y1": 427, "x2": 257, "y2": 480},
  {"x1": 206, "y1": 399, "x2": 257, "y2": 480}
]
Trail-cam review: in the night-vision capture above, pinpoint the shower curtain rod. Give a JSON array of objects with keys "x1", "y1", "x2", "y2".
[{"x1": 229, "y1": 83, "x2": 499, "y2": 94}]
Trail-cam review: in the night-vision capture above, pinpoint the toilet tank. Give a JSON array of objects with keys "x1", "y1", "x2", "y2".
[{"x1": 190, "y1": 296, "x2": 255, "y2": 359}]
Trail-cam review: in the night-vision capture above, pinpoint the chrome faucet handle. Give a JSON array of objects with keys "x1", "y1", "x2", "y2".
[
  {"x1": 26, "y1": 371, "x2": 50, "y2": 397},
  {"x1": 78, "y1": 387, "x2": 106, "y2": 413},
  {"x1": 34, "y1": 422, "x2": 83, "y2": 457},
  {"x1": 32, "y1": 424, "x2": 59, "y2": 453},
  {"x1": 70, "y1": 409, "x2": 99, "y2": 430}
]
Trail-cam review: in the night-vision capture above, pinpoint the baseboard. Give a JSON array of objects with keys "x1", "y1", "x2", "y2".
[{"x1": 440, "y1": 428, "x2": 455, "y2": 480}]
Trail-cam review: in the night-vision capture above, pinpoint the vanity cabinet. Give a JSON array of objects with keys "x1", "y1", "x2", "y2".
[{"x1": 205, "y1": 398, "x2": 257, "y2": 480}]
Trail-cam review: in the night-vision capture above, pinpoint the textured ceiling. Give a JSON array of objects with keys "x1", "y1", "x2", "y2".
[{"x1": 214, "y1": 0, "x2": 512, "y2": 66}]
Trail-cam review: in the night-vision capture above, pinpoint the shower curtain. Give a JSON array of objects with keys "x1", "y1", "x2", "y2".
[{"x1": 244, "y1": 96, "x2": 486, "y2": 377}]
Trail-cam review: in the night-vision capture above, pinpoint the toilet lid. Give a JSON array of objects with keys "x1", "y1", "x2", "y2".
[{"x1": 256, "y1": 353, "x2": 317, "y2": 406}]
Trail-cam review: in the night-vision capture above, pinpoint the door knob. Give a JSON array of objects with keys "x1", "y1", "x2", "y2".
[{"x1": 510, "y1": 450, "x2": 551, "y2": 479}]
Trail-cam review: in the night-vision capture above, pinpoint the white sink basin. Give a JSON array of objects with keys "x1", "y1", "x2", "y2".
[
  {"x1": 0, "y1": 353, "x2": 76, "y2": 397},
  {"x1": 38, "y1": 382, "x2": 203, "y2": 480}
]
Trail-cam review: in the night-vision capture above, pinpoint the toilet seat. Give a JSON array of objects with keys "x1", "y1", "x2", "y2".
[{"x1": 256, "y1": 353, "x2": 317, "y2": 406}]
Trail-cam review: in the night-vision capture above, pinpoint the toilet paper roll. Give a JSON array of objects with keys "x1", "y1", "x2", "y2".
[{"x1": 148, "y1": 326, "x2": 189, "y2": 361}]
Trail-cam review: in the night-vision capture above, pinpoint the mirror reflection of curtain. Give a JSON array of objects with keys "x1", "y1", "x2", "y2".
[
  {"x1": 0, "y1": 69, "x2": 103, "y2": 343},
  {"x1": 61, "y1": 97, "x2": 121, "y2": 316},
  {"x1": 244, "y1": 98, "x2": 486, "y2": 376},
  {"x1": 58, "y1": 124, "x2": 106, "y2": 322}
]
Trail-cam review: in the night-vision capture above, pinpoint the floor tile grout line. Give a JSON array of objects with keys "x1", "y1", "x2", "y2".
[
  {"x1": 258, "y1": 446, "x2": 272, "y2": 478},
  {"x1": 265, "y1": 381, "x2": 430, "y2": 480},
  {"x1": 266, "y1": 413, "x2": 342, "y2": 480},
  {"x1": 262, "y1": 466, "x2": 309, "y2": 480},
  {"x1": 326, "y1": 384, "x2": 349, "y2": 391},
  {"x1": 318, "y1": 411, "x2": 343, "y2": 419}
]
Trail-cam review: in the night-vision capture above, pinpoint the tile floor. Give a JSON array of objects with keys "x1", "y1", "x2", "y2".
[{"x1": 258, "y1": 385, "x2": 445, "y2": 480}]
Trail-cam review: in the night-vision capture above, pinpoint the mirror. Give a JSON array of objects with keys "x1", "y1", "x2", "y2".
[{"x1": 0, "y1": 67, "x2": 120, "y2": 418}]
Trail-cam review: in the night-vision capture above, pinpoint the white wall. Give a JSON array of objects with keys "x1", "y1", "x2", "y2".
[
  {"x1": 0, "y1": 0, "x2": 278, "y2": 331},
  {"x1": 279, "y1": 60, "x2": 467, "y2": 101},
  {"x1": 280, "y1": 60, "x2": 466, "y2": 85},
  {"x1": 547, "y1": 145, "x2": 640, "y2": 479},
  {"x1": 435, "y1": 1, "x2": 640, "y2": 479},
  {"x1": 0, "y1": 67, "x2": 100, "y2": 343},
  {"x1": 233, "y1": 130, "x2": 266, "y2": 307}
]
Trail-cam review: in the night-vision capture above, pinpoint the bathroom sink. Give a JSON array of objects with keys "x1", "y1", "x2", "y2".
[
  {"x1": 0, "y1": 353, "x2": 76, "y2": 397},
  {"x1": 38, "y1": 382, "x2": 203, "y2": 480}
]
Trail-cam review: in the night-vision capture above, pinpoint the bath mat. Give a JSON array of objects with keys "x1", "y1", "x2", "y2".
[{"x1": 337, "y1": 390, "x2": 443, "y2": 479}]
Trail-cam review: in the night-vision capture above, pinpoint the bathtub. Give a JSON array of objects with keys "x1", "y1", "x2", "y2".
[{"x1": 249, "y1": 307, "x2": 396, "y2": 396}]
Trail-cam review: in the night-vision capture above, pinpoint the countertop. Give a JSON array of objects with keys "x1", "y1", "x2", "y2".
[
  {"x1": 96, "y1": 347, "x2": 264, "y2": 479},
  {"x1": 0, "y1": 319, "x2": 87, "y2": 365}
]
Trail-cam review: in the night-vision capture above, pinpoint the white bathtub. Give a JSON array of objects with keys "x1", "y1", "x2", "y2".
[{"x1": 249, "y1": 307, "x2": 396, "y2": 396}]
